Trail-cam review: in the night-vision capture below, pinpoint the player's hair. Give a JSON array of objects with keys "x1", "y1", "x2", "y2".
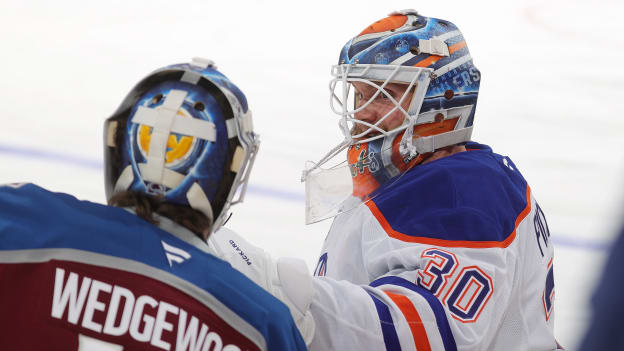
[
  {"x1": 108, "y1": 191, "x2": 210, "y2": 238},
  {"x1": 106, "y1": 114, "x2": 236, "y2": 239}
]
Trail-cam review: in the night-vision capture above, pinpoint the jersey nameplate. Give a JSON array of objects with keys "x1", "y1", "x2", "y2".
[{"x1": 51, "y1": 267, "x2": 244, "y2": 351}]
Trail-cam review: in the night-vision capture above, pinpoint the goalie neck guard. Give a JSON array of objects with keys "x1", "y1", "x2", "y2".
[
  {"x1": 303, "y1": 10, "x2": 480, "y2": 224},
  {"x1": 104, "y1": 58, "x2": 259, "y2": 234}
]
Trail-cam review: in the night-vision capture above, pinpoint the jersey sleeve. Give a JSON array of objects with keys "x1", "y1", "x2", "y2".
[{"x1": 310, "y1": 273, "x2": 461, "y2": 351}]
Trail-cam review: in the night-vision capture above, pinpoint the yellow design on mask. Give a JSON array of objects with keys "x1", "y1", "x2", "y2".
[{"x1": 138, "y1": 110, "x2": 195, "y2": 165}]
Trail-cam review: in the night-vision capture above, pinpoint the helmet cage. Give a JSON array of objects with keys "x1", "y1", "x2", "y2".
[
  {"x1": 302, "y1": 64, "x2": 432, "y2": 180},
  {"x1": 329, "y1": 64, "x2": 432, "y2": 145},
  {"x1": 216, "y1": 105, "x2": 260, "y2": 231}
]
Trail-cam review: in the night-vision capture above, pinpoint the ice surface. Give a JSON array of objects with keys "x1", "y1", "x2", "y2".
[{"x1": 1, "y1": 1, "x2": 622, "y2": 349}]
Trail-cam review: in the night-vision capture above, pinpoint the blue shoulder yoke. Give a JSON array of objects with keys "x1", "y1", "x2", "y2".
[{"x1": 369, "y1": 142, "x2": 529, "y2": 246}]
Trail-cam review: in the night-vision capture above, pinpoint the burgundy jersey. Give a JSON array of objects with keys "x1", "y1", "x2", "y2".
[{"x1": 0, "y1": 183, "x2": 306, "y2": 351}]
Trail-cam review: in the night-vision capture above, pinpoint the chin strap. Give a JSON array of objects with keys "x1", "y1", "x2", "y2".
[{"x1": 400, "y1": 124, "x2": 473, "y2": 158}]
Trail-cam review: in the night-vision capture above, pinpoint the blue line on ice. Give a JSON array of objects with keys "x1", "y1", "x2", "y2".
[
  {"x1": 0, "y1": 143, "x2": 306, "y2": 202},
  {"x1": 0, "y1": 144, "x2": 612, "y2": 253},
  {"x1": 552, "y1": 236, "x2": 611, "y2": 252},
  {"x1": 0, "y1": 143, "x2": 102, "y2": 170}
]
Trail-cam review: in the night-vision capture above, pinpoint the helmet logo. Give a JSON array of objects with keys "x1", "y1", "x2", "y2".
[
  {"x1": 374, "y1": 53, "x2": 390, "y2": 64},
  {"x1": 146, "y1": 182, "x2": 166, "y2": 195},
  {"x1": 137, "y1": 108, "x2": 197, "y2": 167},
  {"x1": 395, "y1": 39, "x2": 410, "y2": 53},
  {"x1": 349, "y1": 148, "x2": 380, "y2": 177},
  {"x1": 347, "y1": 144, "x2": 382, "y2": 198}
]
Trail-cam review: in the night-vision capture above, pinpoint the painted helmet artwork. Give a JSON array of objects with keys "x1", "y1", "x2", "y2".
[
  {"x1": 104, "y1": 58, "x2": 259, "y2": 233},
  {"x1": 303, "y1": 10, "x2": 480, "y2": 223}
]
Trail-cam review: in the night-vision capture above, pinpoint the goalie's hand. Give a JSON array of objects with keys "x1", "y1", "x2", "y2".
[{"x1": 209, "y1": 228, "x2": 315, "y2": 345}]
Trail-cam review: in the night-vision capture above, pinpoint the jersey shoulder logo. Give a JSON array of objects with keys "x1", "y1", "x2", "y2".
[{"x1": 161, "y1": 241, "x2": 191, "y2": 267}]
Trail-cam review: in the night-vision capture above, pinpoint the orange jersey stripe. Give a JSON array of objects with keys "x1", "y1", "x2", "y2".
[
  {"x1": 413, "y1": 41, "x2": 468, "y2": 68},
  {"x1": 365, "y1": 185, "x2": 532, "y2": 248},
  {"x1": 384, "y1": 292, "x2": 432, "y2": 351}
]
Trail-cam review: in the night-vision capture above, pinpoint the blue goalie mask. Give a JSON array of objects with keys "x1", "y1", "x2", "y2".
[
  {"x1": 104, "y1": 58, "x2": 259, "y2": 233},
  {"x1": 303, "y1": 10, "x2": 481, "y2": 224}
]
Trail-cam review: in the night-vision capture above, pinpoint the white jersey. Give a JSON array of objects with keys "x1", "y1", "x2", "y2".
[{"x1": 307, "y1": 143, "x2": 559, "y2": 351}]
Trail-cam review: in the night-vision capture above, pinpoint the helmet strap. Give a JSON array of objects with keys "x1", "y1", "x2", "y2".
[
  {"x1": 399, "y1": 113, "x2": 419, "y2": 158},
  {"x1": 187, "y1": 183, "x2": 214, "y2": 224},
  {"x1": 402, "y1": 126, "x2": 473, "y2": 158}
]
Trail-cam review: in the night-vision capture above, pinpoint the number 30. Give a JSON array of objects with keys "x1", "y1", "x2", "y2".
[{"x1": 417, "y1": 248, "x2": 493, "y2": 323}]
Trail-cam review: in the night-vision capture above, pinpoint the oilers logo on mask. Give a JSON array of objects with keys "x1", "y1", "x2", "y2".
[{"x1": 349, "y1": 144, "x2": 380, "y2": 177}]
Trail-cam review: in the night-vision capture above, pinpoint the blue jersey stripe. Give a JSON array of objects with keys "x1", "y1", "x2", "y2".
[
  {"x1": 371, "y1": 276, "x2": 458, "y2": 351},
  {"x1": 367, "y1": 291, "x2": 402, "y2": 351}
]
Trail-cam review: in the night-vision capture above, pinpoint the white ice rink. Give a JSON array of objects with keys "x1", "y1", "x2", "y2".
[{"x1": 1, "y1": 1, "x2": 623, "y2": 349}]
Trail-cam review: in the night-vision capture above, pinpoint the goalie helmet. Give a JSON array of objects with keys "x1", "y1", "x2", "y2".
[
  {"x1": 104, "y1": 58, "x2": 259, "y2": 234},
  {"x1": 303, "y1": 10, "x2": 480, "y2": 223}
]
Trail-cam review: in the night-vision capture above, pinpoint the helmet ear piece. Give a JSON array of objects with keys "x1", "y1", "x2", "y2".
[
  {"x1": 209, "y1": 139, "x2": 241, "y2": 221},
  {"x1": 104, "y1": 110, "x2": 132, "y2": 202}
]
